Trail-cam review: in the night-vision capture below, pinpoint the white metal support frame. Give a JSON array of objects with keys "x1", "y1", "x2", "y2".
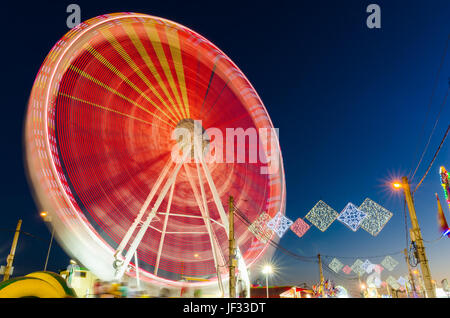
[
  {"x1": 184, "y1": 163, "x2": 226, "y2": 296},
  {"x1": 154, "y1": 181, "x2": 175, "y2": 276},
  {"x1": 112, "y1": 130, "x2": 250, "y2": 298},
  {"x1": 198, "y1": 158, "x2": 251, "y2": 296},
  {"x1": 193, "y1": 130, "x2": 251, "y2": 297},
  {"x1": 134, "y1": 251, "x2": 140, "y2": 290},
  {"x1": 114, "y1": 160, "x2": 184, "y2": 280},
  {"x1": 114, "y1": 158, "x2": 173, "y2": 260}
]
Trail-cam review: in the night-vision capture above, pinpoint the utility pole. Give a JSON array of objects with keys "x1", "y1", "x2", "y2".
[
  {"x1": 400, "y1": 176, "x2": 436, "y2": 298},
  {"x1": 403, "y1": 248, "x2": 417, "y2": 297},
  {"x1": 317, "y1": 254, "x2": 325, "y2": 298},
  {"x1": 229, "y1": 196, "x2": 236, "y2": 298},
  {"x1": 2, "y1": 220, "x2": 22, "y2": 282}
]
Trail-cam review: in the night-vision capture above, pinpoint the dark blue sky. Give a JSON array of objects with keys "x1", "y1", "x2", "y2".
[{"x1": 1, "y1": 0, "x2": 449, "y2": 295}]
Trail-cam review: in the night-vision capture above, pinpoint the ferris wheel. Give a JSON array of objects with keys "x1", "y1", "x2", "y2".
[{"x1": 25, "y1": 12, "x2": 286, "y2": 295}]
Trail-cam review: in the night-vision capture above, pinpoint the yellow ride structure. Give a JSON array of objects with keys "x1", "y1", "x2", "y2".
[{"x1": 0, "y1": 271, "x2": 76, "y2": 298}]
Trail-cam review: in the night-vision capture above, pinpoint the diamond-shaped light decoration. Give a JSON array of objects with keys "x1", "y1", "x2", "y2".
[
  {"x1": 266, "y1": 211, "x2": 293, "y2": 238},
  {"x1": 305, "y1": 200, "x2": 338, "y2": 232},
  {"x1": 374, "y1": 264, "x2": 384, "y2": 274},
  {"x1": 361, "y1": 259, "x2": 374, "y2": 273},
  {"x1": 290, "y1": 218, "x2": 311, "y2": 238},
  {"x1": 359, "y1": 198, "x2": 393, "y2": 236},
  {"x1": 381, "y1": 256, "x2": 399, "y2": 271},
  {"x1": 386, "y1": 276, "x2": 400, "y2": 290},
  {"x1": 248, "y1": 212, "x2": 273, "y2": 243},
  {"x1": 397, "y1": 276, "x2": 407, "y2": 287},
  {"x1": 337, "y1": 202, "x2": 368, "y2": 231},
  {"x1": 342, "y1": 265, "x2": 352, "y2": 275},
  {"x1": 351, "y1": 259, "x2": 366, "y2": 276},
  {"x1": 328, "y1": 258, "x2": 344, "y2": 273}
]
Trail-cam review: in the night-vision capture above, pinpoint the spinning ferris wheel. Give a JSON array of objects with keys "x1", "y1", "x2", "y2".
[{"x1": 25, "y1": 12, "x2": 286, "y2": 295}]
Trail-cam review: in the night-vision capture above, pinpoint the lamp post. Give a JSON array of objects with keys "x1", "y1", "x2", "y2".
[
  {"x1": 262, "y1": 265, "x2": 272, "y2": 298},
  {"x1": 40, "y1": 212, "x2": 55, "y2": 271},
  {"x1": 391, "y1": 178, "x2": 436, "y2": 298}
]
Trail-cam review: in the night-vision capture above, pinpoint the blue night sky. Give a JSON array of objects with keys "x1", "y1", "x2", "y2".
[{"x1": 1, "y1": 0, "x2": 449, "y2": 296}]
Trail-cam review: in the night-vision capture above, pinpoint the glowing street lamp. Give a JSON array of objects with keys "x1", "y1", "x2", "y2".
[
  {"x1": 262, "y1": 265, "x2": 273, "y2": 298},
  {"x1": 392, "y1": 182, "x2": 402, "y2": 189}
]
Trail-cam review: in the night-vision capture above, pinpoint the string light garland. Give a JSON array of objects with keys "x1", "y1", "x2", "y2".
[{"x1": 235, "y1": 205, "x2": 405, "y2": 275}]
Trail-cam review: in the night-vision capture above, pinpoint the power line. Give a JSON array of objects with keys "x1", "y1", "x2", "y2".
[
  {"x1": 0, "y1": 228, "x2": 49, "y2": 244},
  {"x1": 423, "y1": 236, "x2": 444, "y2": 244},
  {"x1": 409, "y1": 34, "x2": 450, "y2": 180},
  {"x1": 412, "y1": 87, "x2": 450, "y2": 182},
  {"x1": 413, "y1": 124, "x2": 450, "y2": 193},
  {"x1": 320, "y1": 250, "x2": 403, "y2": 260}
]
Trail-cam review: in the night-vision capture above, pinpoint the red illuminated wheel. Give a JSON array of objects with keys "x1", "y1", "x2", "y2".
[{"x1": 25, "y1": 12, "x2": 285, "y2": 294}]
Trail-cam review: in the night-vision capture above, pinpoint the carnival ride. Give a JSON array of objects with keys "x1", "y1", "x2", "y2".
[
  {"x1": 0, "y1": 271, "x2": 76, "y2": 298},
  {"x1": 24, "y1": 13, "x2": 285, "y2": 296}
]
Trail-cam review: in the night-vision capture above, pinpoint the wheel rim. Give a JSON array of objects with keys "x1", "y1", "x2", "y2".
[{"x1": 25, "y1": 13, "x2": 286, "y2": 287}]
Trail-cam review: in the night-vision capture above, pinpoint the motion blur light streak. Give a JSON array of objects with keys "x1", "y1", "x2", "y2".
[
  {"x1": 440, "y1": 166, "x2": 450, "y2": 210},
  {"x1": 24, "y1": 13, "x2": 286, "y2": 288}
]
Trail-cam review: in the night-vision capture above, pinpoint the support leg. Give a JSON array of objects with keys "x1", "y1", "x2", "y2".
[
  {"x1": 154, "y1": 181, "x2": 175, "y2": 276},
  {"x1": 114, "y1": 161, "x2": 183, "y2": 281},
  {"x1": 114, "y1": 158, "x2": 173, "y2": 259}
]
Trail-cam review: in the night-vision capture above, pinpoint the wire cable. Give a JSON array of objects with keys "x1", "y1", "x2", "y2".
[
  {"x1": 0, "y1": 228, "x2": 49, "y2": 244},
  {"x1": 409, "y1": 34, "x2": 450, "y2": 180},
  {"x1": 413, "y1": 124, "x2": 450, "y2": 193},
  {"x1": 319, "y1": 250, "x2": 404, "y2": 260},
  {"x1": 412, "y1": 87, "x2": 450, "y2": 181},
  {"x1": 423, "y1": 235, "x2": 444, "y2": 244}
]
